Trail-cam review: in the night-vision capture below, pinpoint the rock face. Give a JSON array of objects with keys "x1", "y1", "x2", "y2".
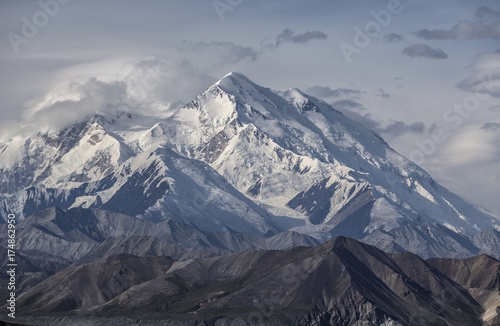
[
  {"x1": 427, "y1": 254, "x2": 500, "y2": 326},
  {"x1": 8, "y1": 237, "x2": 499, "y2": 326},
  {"x1": 1, "y1": 73, "x2": 499, "y2": 259}
]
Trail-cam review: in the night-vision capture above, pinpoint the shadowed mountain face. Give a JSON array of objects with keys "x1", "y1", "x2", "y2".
[
  {"x1": 0, "y1": 207, "x2": 320, "y2": 309},
  {"x1": 0, "y1": 207, "x2": 319, "y2": 262},
  {"x1": 427, "y1": 255, "x2": 500, "y2": 326},
  {"x1": 7, "y1": 237, "x2": 499, "y2": 326}
]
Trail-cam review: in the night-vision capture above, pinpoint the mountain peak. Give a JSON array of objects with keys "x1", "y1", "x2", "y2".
[
  {"x1": 2, "y1": 72, "x2": 500, "y2": 261},
  {"x1": 214, "y1": 72, "x2": 261, "y2": 94},
  {"x1": 217, "y1": 72, "x2": 251, "y2": 84}
]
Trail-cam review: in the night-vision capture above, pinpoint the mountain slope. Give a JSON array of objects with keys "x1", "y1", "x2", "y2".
[
  {"x1": 9, "y1": 237, "x2": 496, "y2": 326},
  {"x1": 162, "y1": 72, "x2": 497, "y2": 237},
  {"x1": 428, "y1": 254, "x2": 500, "y2": 325},
  {"x1": 0, "y1": 207, "x2": 319, "y2": 262}
]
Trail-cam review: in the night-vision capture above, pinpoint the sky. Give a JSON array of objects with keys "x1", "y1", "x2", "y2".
[{"x1": 0, "y1": 0, "x2": 499, "y2": 217}]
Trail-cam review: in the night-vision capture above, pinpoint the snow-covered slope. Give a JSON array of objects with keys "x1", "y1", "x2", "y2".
[
  {"x1": 1, "y1": 72, "x2": 498, "y2": 257},
  {"x1": 145, "y1": 73, "x2": 499, "y2": 238}
]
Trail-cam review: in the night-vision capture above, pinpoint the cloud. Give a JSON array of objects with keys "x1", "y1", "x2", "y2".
[
  {"x1": 0, "y1": 58, "x2": 218, "y2": 138},
  {"x1": 306, "y1": 86, "x2": 363, "y2": 99},
  {"x1": 482, "y1": 122, "x2": 500, "y2": 132},
  {"x1": 377, "y1": 89, "x2": 390, "y2": 98},
  {"x1": 414, "y1": 29, "x2": 452, "y2": 40},
  {"x1": 402, "y1": 44, "x2": 448, "y2": 59},
  {"x1": 345, "y1": 111, "x2": 425, "y2": 138},
  {"x1": 308, "y1": 85, "x2": 423, "y2": 139},
  {"x1": 180, "y1": 29, "x2": 327, "y2": 67},
  {"x1": 21, "y1": 78, "x2": 129, "y2": 133},
  {"x1": 275, "y1": 29, "x2": 327, "y2": 46},
  {"x1": 457, "y1": 50, "x2": 500, "y2": 98},
  {"x1": 382, "y1": 33, "x2": 404, "y2": 43},
  {"x1": 179, "y1": 41, "x2": 259, "y2": 67},
  {"x1": 425, "y1": 121, "x2": 500, "y2": 216},
  {"x1": 432, "y1": 124, "x2": 500, "y2": 167},
  {"x1": 331, "y1": 99, "x2": 364, "y2": 111},
  {"x1": 379, "y1": 121, "x2": 425, "y2": 138},
  {"x1": 329, "y1": 101, "x2": 425, "y2": 139},
  {"x1": 415, "y1": 7, "x2": 500, "y2": 41},
  {"x1": 475, "y1": 6, "x2": 500, "y2": 20},
  {"x1": 264, "y1": 29, "x2": 328, "y2": 50}
]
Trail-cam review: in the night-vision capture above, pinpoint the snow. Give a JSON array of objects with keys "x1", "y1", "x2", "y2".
[
  {"x1": 0, "y1": 136, "x2": 28, "y2": 169},
  {"x1": 0, "y1": 72, "x2": 498, "y2": 241},
  {"x1": 69, "y1": 195, "x2": 99, "y2": 209}
]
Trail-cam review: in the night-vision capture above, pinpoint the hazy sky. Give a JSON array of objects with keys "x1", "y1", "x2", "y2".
[{"x1": 1, "y1": 0, "x2": 499, "y2": 216}]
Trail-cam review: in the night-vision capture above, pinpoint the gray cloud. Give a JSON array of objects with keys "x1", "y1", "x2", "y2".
[
  {"x1": 475, "y1": 6, "x2": 500, "y2": 20},
  {"x1": 275, "y1": 29, "x2": 328, "y2": 47},
  {"x1": 377, "y1": 89, "x2": 390, "y2": 98},
  {"x1": 458, "y1": 71, "x2": 500, "y2": 97},
  {"x1": 181, "y1": 29, "x2": 327, "y2": 67},
  {"x1": 414, "y1": 29, "x2": 451, "y2": 40},
  {"x1": 180, "y1": 41, "x2": 259, "y2": 66},
  {"x1": 335, "y1": 107, "x2": 425, "y2": 139},
  {"x1": 415, "y1": 10, "x2": 500, "y2": 41},
  {"x1": 402, "y1": 44, "x2": 448, "y2": 59},
  {"x1": 382, "y1": 33, "x2": 404, "y2": 43},
  {"x1": 331, "y1": 99, "x2": 364, "y2": 111},
  {"x1": 335, "y1": 109, "x2": 379, "y2": 130},
  {"x1": 458, "y1": 71, "x2": 500, "y2": 98},
  {"x1": 379, "y1": 121, "x2": 425, "y2": 138},
  {"x1": 482, "y1": 122, "x2": 500, "y2": 132},
  {"x1": 457, "y1": 50, "x2": 500, "y2": 98},
  {"x1": 306, "y1": 86, "x2": 363, "y2": 99},
  {"x1": 263, "y1": 29, "x2": 328, "y2": 50},
  {"x1": 311, "y1": 85, "x2": 424, "y2": 139}
]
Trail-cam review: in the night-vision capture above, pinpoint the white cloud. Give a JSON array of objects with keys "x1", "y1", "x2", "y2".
[
  {"x1": 425, "y1": 122, "x2": 500, "y2": 216},
  {"x1": 458, "y1": 50, "x2": 500, "y2": 98},
  {"x1": 0, "y1": 57, "x2": 218, "y2": 139},
  {"x1": 431, "y1": 123, "x2": 500, "y2": 167}
]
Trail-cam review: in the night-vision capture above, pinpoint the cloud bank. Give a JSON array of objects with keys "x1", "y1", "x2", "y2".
[{"x1": 0, "y1": 58, "x2": 218, "y2": 138}]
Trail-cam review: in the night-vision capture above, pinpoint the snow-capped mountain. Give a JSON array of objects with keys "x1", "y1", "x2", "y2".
[{"x1": 1, "y1": 72, "x2": 499, "y2": 257}]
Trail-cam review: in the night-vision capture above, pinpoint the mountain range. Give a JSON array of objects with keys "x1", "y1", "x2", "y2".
[
  {"x1": 0, "y1": 72, "x2": 500, "y2": 325},
  {"x1": 3, "y1": 236, "x2": 499, "y2": 326},
  {"x1": 1, "y1": 72, "x2": 499, "y2": 259}
]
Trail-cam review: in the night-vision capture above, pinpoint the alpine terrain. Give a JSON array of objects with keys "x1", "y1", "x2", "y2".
[
  {"x1": 0, "y1": 72, "x2": 498, "y2": 259},
  {"x1": 1, "y1": 72, "x2": 500, "y2": 325},
  {"x1": 5, "y1": 237, "x2": 500, "y2": 325}
]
